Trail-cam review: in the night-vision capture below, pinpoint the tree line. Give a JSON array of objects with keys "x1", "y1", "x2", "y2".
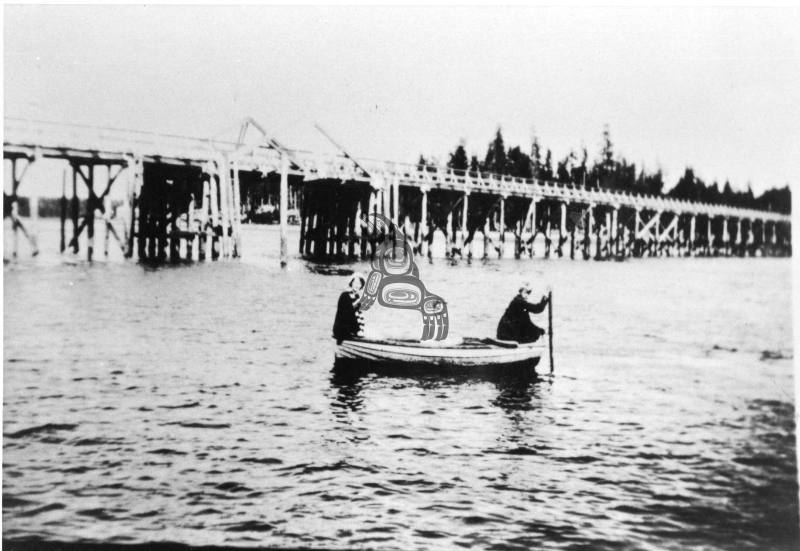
[{"x1": 418, "y1": 126, "x2": 790, "y2": 214}]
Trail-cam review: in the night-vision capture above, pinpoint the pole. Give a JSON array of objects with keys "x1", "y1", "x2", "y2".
[
  {"x1": 547, "y1": 289, "x2": 554, "y2": 374},
  {"x1": 499, "y1": 196, "x2": 505, "y2": 258},
  {"x1": 420, "y1": 188, "x2": 428, "y2": 258},
  {"x1": 71, "y1": 164, "x2": 79, "y2": 254},
  {"x1": 60, "y1": 168, "x2": 67, "y2": 253},
  {"x1": 280, "y1": 153, "x2": 289, "y2": 267},
  {"x1": 530, "y1": 199, "x2": 537, "y2": 258},
  {"x1": 103, "y1": 194, "x2": 110, "y2": 257},
  {"x1": 460, "y1": 191, "x2": 469, "y2": 252},
  {"x1": 129, "y1": 160, "x2": 140, "y2": 260},
  {"x1": 231, "y1": 160, "x2": 242, "y2": 257},
  {"x1": 87, "y1": 166, "x2": 94, "y2": 262},
  {"x1": 392, "y1": 176, "x2": 400, "y2": 226}
]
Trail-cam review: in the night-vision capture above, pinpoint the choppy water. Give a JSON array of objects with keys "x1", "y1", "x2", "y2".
[{"x1": 3, "y1": 224, "x2": 797, "y2": 550}]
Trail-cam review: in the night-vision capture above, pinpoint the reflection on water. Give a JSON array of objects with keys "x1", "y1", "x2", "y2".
[
  {"x1": 330, "y1": 367, "x2": 545, "y2": 416},
  {"x1": 3, "y1": 225, "x2": 797, "y2": 550}
]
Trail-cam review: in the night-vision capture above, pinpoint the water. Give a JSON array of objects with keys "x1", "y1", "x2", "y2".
[{"x1": 3, "y1": 224, "x2": 797, "y2": 550}]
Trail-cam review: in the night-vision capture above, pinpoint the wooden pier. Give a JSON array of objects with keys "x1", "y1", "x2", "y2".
[{"x1": 3, "y1": 117, "x2": 792, "y2": 264}]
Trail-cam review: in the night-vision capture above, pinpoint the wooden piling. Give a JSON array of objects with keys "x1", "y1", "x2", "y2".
[
  {"x1": 227, "y1": 165, "x2": 238, "y2": 257},
  {"x1": 392, "y1": 176, "x2": 400, "y2": 226},
  {"x1": 231, "y1": 162, "x2": 242, "y2": 257},
  {"x1": 348, "y1": 204, "x2": 357, "y2": 258},
  {"x1": 103, "y1": 194, "x2": 111, "y2": 257},
  {"x1": 611, "y1": 208, "x2": 618, "y2": 257},
  {"x1": 544, "y1": 217, "x2": 552, "y2": 259},
  {"x1": 736, "y1": 218, "x2": 743, "y2": 256},
  {"x1": 529, "y1": 199, "x2": 538, "y2": 259},
  {"x1": 420, "y1": 189, "x2": 428, "y2": 258},
  {"x1": 280, "y1": 154, "x2": 289, "y2": 267},
  {"x1": 198, "y1": 179, "x2": 208, "y2": 261},
  {"x1": 209, "y1": 172, "x2": 220, "y2": 260},
  {"x1": 707, "y1": 217, "x2": 714, "y2": 255},
  {"x1": 499, "y1": 196, "x2": 505, "y2": 259},
  {"x1": 583, "y1": 207, "x2": 591, "y2": 260},
  {"x1": 86, "y1": 166, "x2": 95, "y2": 261},
  {"x1": 132, "y1": 190, "x2": 142, "y2": 261},
  {"x1": 60, "y1": 168, "x2": 67, "y2": 253},
  {"x1": 71, "y1": 165, "x2": 79, "y2": 254},
  {"x1": 299, "y1": 186, "x2": 308, "y2": 255},
  {"x1": 570, "y1": 225, "x2": 575, "y2": 259},
  {"x1": 10, "y1": 158, "x2": 18, "y2": 259},
  {"x1": 594, "y1": 211, "x2": 602, "y2": 259},
  {"x1": 29, "y1": 194, "x2": 39, "y2": 256},
  {"x1": 219, "y1": 164, "x2": 231, "y2": 259},
  {"x1": 371, "y1": 199, "x2": 379, "y2": 259},
  {"x1": 461, "y1": 191, "x2": 469, "y2": 252},
  {"x1": 445, "y1": 211, "x2": 453, "y2": 258}
]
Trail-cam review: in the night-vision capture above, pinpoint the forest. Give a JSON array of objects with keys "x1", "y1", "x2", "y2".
[{"x1": 420, "y1": 126, "x2": 791, "y2": 214}]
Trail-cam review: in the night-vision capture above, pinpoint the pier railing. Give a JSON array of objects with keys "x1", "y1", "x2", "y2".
[
  {"x1": 4, "y1": 117, "x2": 792, "y2": 226},
  {"x1": 362, "y1": 160, "x2": 790, "y2": 223}
]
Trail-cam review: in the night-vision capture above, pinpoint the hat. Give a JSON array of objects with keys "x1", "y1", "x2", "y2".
[{"x1": 348, "y1": 272, "x2": 367, "y2": 291}]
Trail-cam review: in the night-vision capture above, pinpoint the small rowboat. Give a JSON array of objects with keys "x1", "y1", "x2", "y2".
[
  {"x1": 335, "y1": 337, "x2": 546, "y2": 372},
  {"x1": 335, "y1": 290, "x2": 555, "y2": 374}
]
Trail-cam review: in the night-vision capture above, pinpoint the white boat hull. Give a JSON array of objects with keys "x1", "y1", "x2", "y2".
[{"x1": 335, "y1": 338, "x2": 544, "y2": 369}]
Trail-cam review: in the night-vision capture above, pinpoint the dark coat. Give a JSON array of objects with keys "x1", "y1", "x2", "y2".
[
  {"x1": 332, "y1": 291, "x2": 363, "y2": 343},
  {"x1": 496, "y1": 294, "x2": 547, "y2": 343}
]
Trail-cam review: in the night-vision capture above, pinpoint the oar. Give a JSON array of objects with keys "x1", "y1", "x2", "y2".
[{"x1": 547, "y1": 289, "x2": 554, "y2": 374}]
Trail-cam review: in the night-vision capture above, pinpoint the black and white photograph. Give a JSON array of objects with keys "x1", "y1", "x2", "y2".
[{"x1": 2, "y1": 5, "x2": 798, "y2": 551}]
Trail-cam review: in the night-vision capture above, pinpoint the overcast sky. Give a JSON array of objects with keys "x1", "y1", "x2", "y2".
[{"x1": 4, "y1": 5, "x2": 799, "y2": 194}]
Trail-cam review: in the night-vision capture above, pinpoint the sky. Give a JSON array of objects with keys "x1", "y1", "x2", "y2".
[{"x1": 4, "y1": 5, "x2": 800, "y2": 196}]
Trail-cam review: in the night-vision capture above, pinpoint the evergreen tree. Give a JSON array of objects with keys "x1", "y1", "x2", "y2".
[
  {"x1": 756, "y1": 185, "x2": 791, "y2": 213},
  {"x1": 541, "y1": 149, "x2": 554, "y2": 181},
  {"x1": 569, "y1": 147, "x2": 588, "y2": 187},
  {"x1": 643, "y1": 169, "x2": 664, "y2": 196},
  {"x1": 743, "y1": 184, "x2": 755, "y2": 207},
  {"x1": 704, "y1": 182, "x2": 720, "y2": 204},
  {"x1": 483, "y1": 128, "x2": 507, "y2": 174},
  {"x1": 557, "y1": 151, "x2": 574, "y2": 183},
  {"x1": 428, "y1": 124, "x2": 791, "y2": 215},
  {"x1": 612, "y1": 159, "x2": 637, "y2": 192},
  {"x1": 722, "y1": 181, "x2": 735, "y2": 205},
  {"x1": 531, "y1": 136, "x2": 542, "y2": 179},
  {"x1": 506, "y1": 146, "x2": 533, "y2": 178},
  {"x1": 448, "y1": 143, "x2": 469, "y2": 171},
  {"x1": 601, "y1": 125, "x2": 614, "y2": 176},
  {"x1": 469, "y1": 155, "x2": 480, "y2": 173},
  {"x1": 670, "y1": 168, "x2": 698, "y2": 200}
]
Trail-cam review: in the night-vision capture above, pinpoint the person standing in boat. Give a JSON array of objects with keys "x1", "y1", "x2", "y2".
[
  {"x1": 332, "y1": 273, "x2": 366, "y2": 343},
  {"x1": 496, "y1": 282, "x2": 549, "y2": 343}
]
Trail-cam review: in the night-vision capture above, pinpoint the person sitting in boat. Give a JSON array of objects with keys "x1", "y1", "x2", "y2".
[
  {"x1": 496, "y1": 283, "x2": 549, "y2": 343},
  {"x1": 332, "y1": 273, "x2": 366, "y2": 343}
]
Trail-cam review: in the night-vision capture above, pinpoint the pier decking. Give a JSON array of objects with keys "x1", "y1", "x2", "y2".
[{"x1": 3, "y1": 117, "x2": 792, "y2": 263}]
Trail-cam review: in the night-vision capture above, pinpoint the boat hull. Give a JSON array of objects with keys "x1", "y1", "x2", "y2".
[{"x1": 335, "y1": 338, "x2": 543, "y2": 372}]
